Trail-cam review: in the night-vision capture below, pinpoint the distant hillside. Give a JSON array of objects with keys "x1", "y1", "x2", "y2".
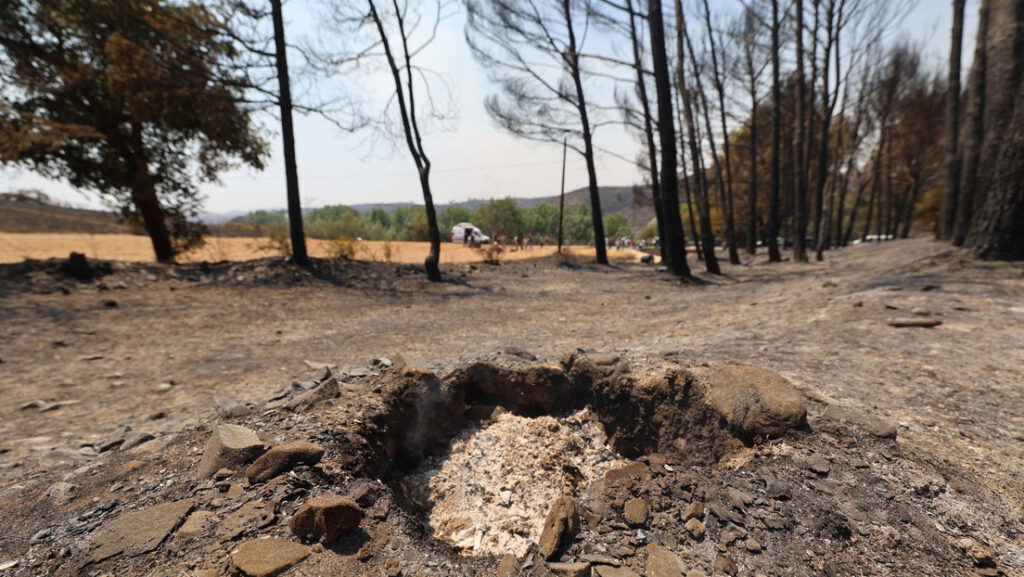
[
  {"x1": 0, "y1": 195, "x2": 133, "y2": 234},
  {"x1": 350, "y1": 185, "x2": 658, "y2": 232}
]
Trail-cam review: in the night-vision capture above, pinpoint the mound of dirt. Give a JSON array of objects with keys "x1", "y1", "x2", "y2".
[{"x1": 0, "y1": 352, "x2": 1017, "y2": 577}]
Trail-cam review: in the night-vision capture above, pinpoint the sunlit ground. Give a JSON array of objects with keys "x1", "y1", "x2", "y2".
[{"x1": 0, "y1": 232, "x2": 648, "y2": 265}]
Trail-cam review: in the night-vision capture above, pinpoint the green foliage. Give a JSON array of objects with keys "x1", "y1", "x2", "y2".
[
  {"x1": 473, "y1": 197, "x2": 525, "y2": 242},
  {"x1": 524, "y1": 203, "x2": 559, "y2": 239},
  {"x1": 406, "y1": 211, "x2": 431, "y2": 242},
  {"x1": 0, "y1": 0, "x2": 267, "y2": 257},
  {"x1": 641, "y1": 218, "x2": 659, "y2": 239},
  {"x1": 603, "y1": 213, "x2": 632, "y2": 240},
  {"x1": 439, "y1": 205, "x2": 472, "y2": 232},
  {"x1": 563, "y1": 203, "x2": 594, "y2": 245},
  {"x1": 234, "y1": 210, "x2": 287, "y2": 228},
  {"x1": 367, "y1": 208, "x2": 392, "y2": 229}
]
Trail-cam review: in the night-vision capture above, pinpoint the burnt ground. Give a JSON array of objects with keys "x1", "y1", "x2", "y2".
[{"x1": 0, "y1": 237, "x2": 1022, "y2": 577}]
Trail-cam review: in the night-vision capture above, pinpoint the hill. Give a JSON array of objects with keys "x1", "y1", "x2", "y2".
[{"x1": 0, "y1": 194, "x2": 131, "y2": 234}]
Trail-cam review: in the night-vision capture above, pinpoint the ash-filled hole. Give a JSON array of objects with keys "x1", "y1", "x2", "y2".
[{"x1": 400, "y1": 407, "x2": 626, "y2": 557}]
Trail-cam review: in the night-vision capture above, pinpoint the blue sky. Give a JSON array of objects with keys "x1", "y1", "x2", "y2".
[{"x1": 2, "y1": 0, "x2": 977, "y2": 215}]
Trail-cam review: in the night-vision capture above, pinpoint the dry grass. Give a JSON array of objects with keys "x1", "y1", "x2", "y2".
[{"x1": 0, "y1": 232, "x2": 646, "y2": 265}]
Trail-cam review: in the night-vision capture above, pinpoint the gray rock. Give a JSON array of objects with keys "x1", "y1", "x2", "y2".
[
  {"x1": 196, "y1": 424, "x2": 265, "y2": 478},
  {"x1": 719, "y1": 523, "x2": 747, "y2": 545},
  {"x1": 821, "y1": 405, "x2": 898, "y2": 439},
  {"x1": 91, "y1": 499, "x2": 194, "y2": 562},
  {"x1": 283, "y1": 377, "x2": 339, "y2": 411},
  {"x1": 119, "y1": 431, "x2": 155, "y2": 451},
  {"x1": 593, "y1": 566, "x2": 640, "y2": 577},
  {"x1": 803, "y1": 453, "x2": 831, "y2": 476},
  {"x1": 887, "y1": 317, "x2": 942, "y2": 328},
  {"x1": 214, "y1": 396, "x2": 251, "y2": 419},
  {"x1": 763, "y1": 477, "x2": 791, "y2": 499}
]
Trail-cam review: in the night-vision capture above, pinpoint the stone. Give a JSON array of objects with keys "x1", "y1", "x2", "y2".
[
  {"x1": 539, "y1": 496, "x2": 579, "y2": 560},
  {"x1": 120, "y1": 431, "x2": 155, "y2": 451},
  {"x1": 589, "y1": 353, "x2": 621, "y2": 366},
  {"x1": 289, "y1": 495, "x2": 363, "y2": 544},
  {"x1": 763, "y1": 477, "x2": 790, "y2": 499},
  {"x1": 821, "y1": 405, "x2": 898, "y2": 439},
  {"x1": 246, "y1": 440, "x2": 325, "y2": 483},
  {"x1": 214, "y1": 396, "x2": 251, "y2": 419},
  {"x1": 231, "y1": 537, "x2": 310, "y2": 577},
  {"x1": 283, "y1": 378, "x2": 339, "y2": 411},
  {"x1": 684, "y1": 518, "x2": 705, "y2": 540},
  {"x1": 702, "y1": 365, "x2": 807, "y2": 442},
  {"x1": 683, "y1": 501, "x2": 704, "y2": 521},
  {"x1": 91, "y1": 499, "x2": 194, "y2": 562},
  {"x1": 719, "y1": 523, "x2": 747, "y2": 545},
  {"x1": 725, "y1": 489, "x2": 754, "y2": 509},
  {"x1": 548, "y1": 562, "x2": 591, "y2": 577},
  {"x1": 605, "y1": 463, "x2": 651, "y2": 484},
  {"x1": 196, "y1": 424, "x2": 264, "y2": 478},
  {"x1": 623, "y1": 498, "x2": 650, "y2": 527},
  {"x1": 594, "y1": 567, "x2": 639, "y2": 577},
  {"x1": 712, "y1": 553, "x2": 738, "y2": 576},
  {"x1": 496, "y1": 554, "x2": 520, "y2": 577},
  {"x1": 744, "y1": 539, "x2": 762, "y2": 553},
  {"x1": 803, "y1": 454, "x2": 831, "y2": 475},
  {"x1": 177, "y1": 511, "x2": 217, "y2": 540},
  {"x1": 645, "y1": 544, "x2": 685, "y2": 577},
  {"x1": 887, "y1": 317, "x2": 942, "y2": 328}
]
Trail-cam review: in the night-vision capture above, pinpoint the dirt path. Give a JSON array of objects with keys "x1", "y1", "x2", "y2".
[{"x1": 1, "y1": 237, "x2": 1022, "y2": 573}]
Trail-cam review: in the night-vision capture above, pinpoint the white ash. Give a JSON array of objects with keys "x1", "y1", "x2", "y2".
[{"x1": 404, "y1": 408, "x2": 625, "y2": 557}]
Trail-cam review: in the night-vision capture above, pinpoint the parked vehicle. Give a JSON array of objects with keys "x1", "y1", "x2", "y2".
[{"x1": 451, "y1": 223, "x2": 491, "y2": 245}]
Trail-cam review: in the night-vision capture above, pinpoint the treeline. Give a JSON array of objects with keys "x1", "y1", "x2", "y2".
[
  {"x1": 2, "y1": 0, "x2": 1020, "y2": 281},
  {"x1": 233, "y1": 199, "x2": 636, "y2": 246}
]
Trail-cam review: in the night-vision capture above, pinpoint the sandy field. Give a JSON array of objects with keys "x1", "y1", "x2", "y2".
[{"x1": 0, "y1": 232, "x2": 645, "y2": 265}]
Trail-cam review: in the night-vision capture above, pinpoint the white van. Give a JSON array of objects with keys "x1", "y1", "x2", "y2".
[{"x1": 451, "y1": 223, "x2": 491, "y2": 244}]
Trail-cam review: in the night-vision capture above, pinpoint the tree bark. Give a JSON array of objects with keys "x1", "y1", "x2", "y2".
[
  {"x1": 564, "y1": 0, "x2": 608, "y2": 265},
  {"x1": 953, "y1": 0, "x2": 989, "y2": 246},
  {"x1": 939, "y1": 0, "x2": 966, "y2": 240},
  {"x1": 701, "y1": 0, "x2": 740, "y2": 264},
  {"x1": 647, "y1": 0, "x2": 690, "y2": 277},
  {"x1": 676, "y1": 0, "x2": 720, "y2": 274},
  {"x1": 129, "y1": 119, "x2": 175, "y2": 263},
  {"x1": 628, "y1": 0, "x2": 667, "y2": 261},
  {"x1": 792, "y1": 0, "x2": 809, "y2": 261},
  {"x1": 271, "y1": 0, "x2": 309, "y2": 268},
  {"x1": 370, "y1": 0, "x2": 441, "y2": 281},
  {"x1": 768, "y1": 0, "x2": 783, "y2": 262}
]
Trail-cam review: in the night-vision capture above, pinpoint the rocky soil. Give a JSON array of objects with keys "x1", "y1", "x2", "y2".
[{"x1": 0, "y1": 238, "x2": 1022, "y2": 577}]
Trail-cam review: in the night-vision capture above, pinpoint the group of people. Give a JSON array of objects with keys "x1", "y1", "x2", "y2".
[{"x1": 608, "y1": 236, "x2": 659, "y2": 251}]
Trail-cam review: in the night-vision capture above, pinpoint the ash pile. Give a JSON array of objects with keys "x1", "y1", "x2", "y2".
[{"x1": 0, "y1": 352, "x2": 1018, "y2": 577}]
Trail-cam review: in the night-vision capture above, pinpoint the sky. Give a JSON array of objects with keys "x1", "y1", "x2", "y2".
[{"x1": 2, "y1": 0, "x2": 978, "y2": 216}]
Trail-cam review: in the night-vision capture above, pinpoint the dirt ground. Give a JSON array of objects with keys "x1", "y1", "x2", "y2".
[
  {"x1": 0, "y1": 232, "x2": 640, "y2": 265},
  {"x1": 0, "y1": 237, "x2": 1022, "y2": 576}
]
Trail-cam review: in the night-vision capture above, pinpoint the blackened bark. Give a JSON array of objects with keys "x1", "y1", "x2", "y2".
[
  {"x1": 564, "y1": 0, "x2": 608, "y2": 265},
  {"x1": 628, "y1": 0, "x2": 667, "y2": 261},
  {"x1": 701, "y1": 0, "x2": 740, "y2": 265},
  {"x1": 792, "y1": 0, "x2": 808, "y2": 261},
  {"x1": 647, "y1": 0, "x2": 690, "y2": 277},
  {"x1": 954, "y1": 0, "x2": 989, "y2": 246},
  {"x1": 676, "y1": 0, "x2": 720, "y2": 274},
  {"x1": 939, "y1": 0, "x2": 966, "y2": 240},
  {"x1": 129, "y1": 119, "x2": 174, "y2": 263},
  {"x1": 768, "y1": 0, "x2": 783, "y2": 262},
  {"x1": 271, "y1": 0, "x2": 309, "y2": 267}
]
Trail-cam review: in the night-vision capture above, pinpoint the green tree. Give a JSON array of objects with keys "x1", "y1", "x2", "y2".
[
  {"x1": 604, "y1": 213, "x2": 632, "y2": 240},
  {"x1": 439, "y1": 205, "x2": 473, "y2": 233},
  {"x1": 473, "y1": 198, "x2": 525, "y2": 242},
  {"x1": 564, "y1": 203, "x2": 594, "y2": 245},
  {"x1": 525, "y1": 203, "x2": 559, "y2": 239},
  {"x1": 391, "y1": 205, "x2": 425, "y2": 236},
  {"x1": 0, "y1": 0, "x2": 266, "y2": 262},
  {"x1": 367, "y1": 208, "x2": 392, "y2": 230}
]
